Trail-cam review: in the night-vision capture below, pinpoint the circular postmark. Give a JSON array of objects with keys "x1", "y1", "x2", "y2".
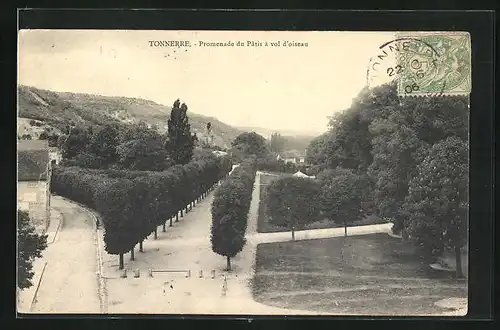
[
  {"x1": 367, "y1": 33, "x2": 471, "y2": 97},
  {"x1": 367, "y1": 37, "x2": 446, "y2": 96}
]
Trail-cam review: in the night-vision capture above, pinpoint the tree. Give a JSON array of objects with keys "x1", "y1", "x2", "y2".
[
  {"x1": 264, "y1": 176, "x2": 322, "y2": 239},
  {"x1": 368, "y1": 118, "x2": 430, "y2": 234},
  {"x1": 116, "y1": 136, "x2": 172, "y2": 171},
  {"x1": 17, "y1": 210, "x2": 48, "y2": 290},
  {"x1": 402, "y1": 136, "x2": 468, "y2": 278},
  {"x1": 167, "y1": 99, "x2": 195, "y2": 165},
  {"x1": 94, "y1": 179, "x2": 136, "y2": 270},
  {"x1": 39, "y1": 131, "x2": 49, "y2": 140},
  {"x1": 87, "y1": 124, "x2": 120, "y2": 168},
  {"x1": 231, "y1": 132, "x2": 268, "y2": 161},
  {"x1": 317, "y1": 168, "x2": 365, "y2": 236},
  {"x1": 270, "y1": 132, "x2": 285, "y2": 154},
  {"x1": 305, "y1": 132, "x2": 330, "y2": 169},
  {"x1": 211, "y1": 162, "x2": 256, "y2": 270},
  {"x1": 60, "y1": 126, "x2": 91, "y2": 160}
]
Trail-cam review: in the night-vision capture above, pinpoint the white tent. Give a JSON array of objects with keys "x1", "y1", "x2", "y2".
[{"x1": 293, "y1": 171, "x2": 315, "y2": 179}]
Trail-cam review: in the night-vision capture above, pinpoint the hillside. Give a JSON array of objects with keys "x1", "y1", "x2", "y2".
[{"x1": 17, "y1": 85, "x2": 243, "y2": 149}]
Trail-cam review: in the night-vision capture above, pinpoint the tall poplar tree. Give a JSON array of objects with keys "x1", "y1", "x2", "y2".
[{"x1": 167, "y1": 99, "x2": 195, "y2": 165}]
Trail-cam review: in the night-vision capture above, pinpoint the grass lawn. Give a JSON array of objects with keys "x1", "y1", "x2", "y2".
[
  {"x1": 251, "y1": 233, "x2": 467, "y2": 315},
  {"x1": 257, "y1": 173, "x2": 387, "y2": 233}
]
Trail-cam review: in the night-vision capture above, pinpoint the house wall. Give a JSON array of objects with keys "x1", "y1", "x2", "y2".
[{"x1": 17, "y1": 181, "x2": 50, "y2": 233}]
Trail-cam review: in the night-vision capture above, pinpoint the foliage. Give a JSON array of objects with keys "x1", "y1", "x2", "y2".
[
  {"x1": 305, "y1": 132, "x2": 330, "y2": 168},
  {"x1": 52, "y1": 156, "x2": 233, "y2": 258},
  {"x1": 167, "y1": 99, "x2": 196, "y2": 165},
  {"x1": 94, "y1": 179, "x2": 137, "y2": 254},
  {"x1": 269, "y1": 132, "x2": 285, "y2": 154},
  {"x1": 60, "y1": 126, "x2": 92, "y2": 160},
  {"x1": 116, "y1": 136, "x2": 172, "y2": 171},
  {"x1": 211, "y1": 159, "x2": 257, "y2": 269},
  {"x1": 87, "y1": 124, "x2": 120, "y2": 168},
  {"x1": 231, "y1": 132, "x2": 269, "y2": 162},
  {"x1": 317, "y1": 168, "x2": 366, "y2": 225},
  {"x1": 264, "y1": 176, "x2": 322, "y2": 229},
  {"x1": 17, "y1": 210, "x2": 48, "y2": 290},
  {"x1": 401, "y1": 136, "x2": 468, "y2": 269}
]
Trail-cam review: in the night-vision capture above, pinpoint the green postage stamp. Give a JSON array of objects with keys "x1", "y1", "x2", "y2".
[{"x1": 394, "y1": 32, "x2": 471, "y2": 97}]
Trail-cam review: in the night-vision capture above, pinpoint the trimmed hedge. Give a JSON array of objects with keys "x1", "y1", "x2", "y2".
[
  {"x1": 210, "y1": 158, "x2": 257, "y2": 270},
  {"x1": 51, "y1": 155, "x2": 232, "y2": 268},
  {"x1": 264, "y1": 176, "x2": 322, "y2": 230}
]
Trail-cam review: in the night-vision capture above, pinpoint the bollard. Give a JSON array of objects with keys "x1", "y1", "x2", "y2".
[
  {"x1": 186, "y1": 269, "x2": 191, "y2": 278},
  {"x1": 121, "y1": 269, "x2": 127, "y2": 278},
  {"x1": 134, "y1": 269, "x2": 140, "y2": 278},
  {"x1": 199, "y1": 270, "x2": 203, "y2": 278},
  {"x1": 221, "y1": 277, "x2": 227, "y2": 297},
  {"x1": 211, "y1": 269, "x2": 215, "y2": 279},
  {"x1": 148, "y1": 269, "x2": 153, "y2": 277}
]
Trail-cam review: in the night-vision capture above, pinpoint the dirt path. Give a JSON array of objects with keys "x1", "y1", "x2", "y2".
[{"x1": 30, "y1": 197, "x2": 101, "y2": 313}]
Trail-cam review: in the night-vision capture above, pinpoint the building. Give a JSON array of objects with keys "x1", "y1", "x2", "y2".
[
  {"x1": 212, "y1": 150, "x2": 228, "y2": 157},
  {"x1": 17, "y1": 140, "x2": 51, "y2": 233},
  {"x1": 48, "y1": 147, "x2": 63, "y2": 165}
]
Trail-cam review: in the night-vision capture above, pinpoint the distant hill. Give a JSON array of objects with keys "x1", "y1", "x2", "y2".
[{"x1": 17, "y1": 85, "x2": 243, "y2": 149}]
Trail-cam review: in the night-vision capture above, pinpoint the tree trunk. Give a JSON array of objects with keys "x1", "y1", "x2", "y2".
[
  {"x1": 162, "y1": 222, "x2": 166, "y2": 232},
  {"x1": 119, "y1": 253, "x2": 124, "y2": 270},
  {"x1": 180, "y1": 209, "x2": 183, "y2": 218},
  {"x1": 291, "y1": 226, "x2": 295, "y2": 241},
  {"x1": 226, "y1": 256, "x2": 231, "y2": 271},
  {"x1": 154, "y1": 228, "x2": 157, "y2": 239},
  {"x1": 139, "y1": 240, "x2": 143, "y2": 252},
  {"x1": 176, "y1": 213, "x2": 179, "y2": 222},
  {"x1": 455, "y1": 244, "x2": 464, "y2": 278},
  {"x1": 170, "y1": 216, "x2": 173, "y2": 226},
  {"x1": 344, "y1": 220, "x2": 348, "y2": 237},
  {"x1": 130, "y1": 246, "x2": 135, "y2": 260}
]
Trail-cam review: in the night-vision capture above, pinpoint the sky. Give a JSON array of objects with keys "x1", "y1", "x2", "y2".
[{"x1": 18, "y1": 30, "x2": 396, "y2": 134}]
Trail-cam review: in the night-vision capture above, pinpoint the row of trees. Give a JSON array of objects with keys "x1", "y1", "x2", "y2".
[
  {"x1": 52, "y1": 155, "x2": 232, "y2": 269},
  {"x1": 263, "y1": 168, "x2": 372, "y2": 238},
  {"x1": 211, "y1": 158, "x2": 257, "y2": 271},
  {"x1": 305, "y1": 82, "x2": 469, "y2": 277}
]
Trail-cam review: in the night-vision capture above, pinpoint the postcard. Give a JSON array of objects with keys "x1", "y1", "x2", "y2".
[{"x1": 17, "y1": 29, "x2": 470, "y2": 316}]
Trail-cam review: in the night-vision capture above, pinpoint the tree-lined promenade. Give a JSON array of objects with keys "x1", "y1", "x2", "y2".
[{"x1": 18, "y1": 82, "x2": 469, "y2": 314}]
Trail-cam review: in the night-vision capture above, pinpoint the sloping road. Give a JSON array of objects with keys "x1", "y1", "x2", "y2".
[{"x1": 30, "y1": 196, "x2": 101, "y2": 313}]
